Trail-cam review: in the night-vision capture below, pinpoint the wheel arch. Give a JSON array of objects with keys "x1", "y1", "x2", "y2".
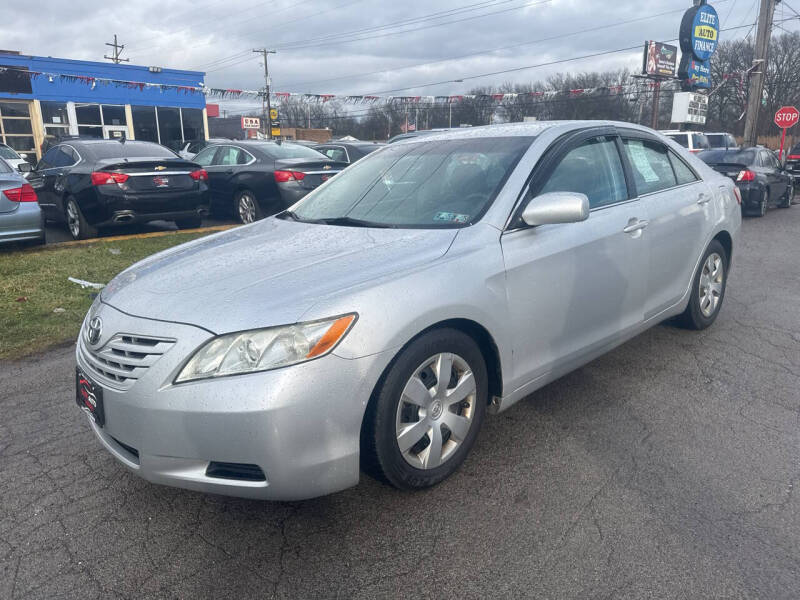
[{"x1": 712, "y1": 230, "x2": 733, "y2": 263}]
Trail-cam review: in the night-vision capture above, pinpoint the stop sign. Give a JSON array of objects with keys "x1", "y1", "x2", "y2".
[{"x1": 775, "y1": 106, "x2": 800, "y2": 129}]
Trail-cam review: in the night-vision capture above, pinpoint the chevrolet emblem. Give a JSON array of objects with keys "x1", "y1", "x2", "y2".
[
  {"x1": 323, "y1": 164, "x2": 332, "y2": 170},
  {"x1": 155, "y1": 165, "x2": 167, "y2": 171}
]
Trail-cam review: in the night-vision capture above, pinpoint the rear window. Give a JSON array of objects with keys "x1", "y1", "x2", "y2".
[
  {"x1": 698, "y1": 149, "x2": 756, "y2": 165},
  {"x1": 85, "y1": 142, "x2": 178, "y2": 159},
  {"x1": 705, "y1": 134, "x2": 731, "y2": 148},
  {"x1": 0, "y1": 145, "x2": 19, "y2": 159},
  {"x1": 254, "y1": 143, "x2": 326, "y2": 160},
  {"x1": 667, "y1": 134, "x2": 689, "y2": 148},
  {"x1": 0, "y1": 157, "x2": 12, "y2": 173}
]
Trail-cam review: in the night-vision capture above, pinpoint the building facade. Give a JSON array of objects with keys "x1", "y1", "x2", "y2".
[{"x1": 0, "y1": 51, "x2": 208, "y2": 159}]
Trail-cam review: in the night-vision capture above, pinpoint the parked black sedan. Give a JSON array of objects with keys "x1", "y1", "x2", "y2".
[
  {"x1": 698, "y1": 147, "x2": 794, "y2": 217},
  {"x1": 191, "y1": 141, "x2": 346, "y2": 223},
  {"x1": 33, "y1": 139, "x2": 210, "y2": 239},
  {"x1": 313, "y1": 141, "x2": 383, "y2": 164}
]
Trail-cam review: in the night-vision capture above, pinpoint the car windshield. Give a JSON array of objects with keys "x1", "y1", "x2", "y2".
[
  {"x1": 0, "y1": 145, "x2": 20, "y2": 159},
  {"x1": 87, "y1": 142, "x2": 179, "y2": 159},
  {"x1": 289, "y1": 136, "x2": 533, "y2": 228},
  {"x1": 256, "y1": 143, "x2": 326, "y2": 160},
  {"x1": 698, "y1": 149, "x2": 755, "y2": 165}
]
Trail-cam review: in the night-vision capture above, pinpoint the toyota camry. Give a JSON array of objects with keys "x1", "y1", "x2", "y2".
[{"x1": 75, "y1": 121, "x2": 741, "y2": 500}]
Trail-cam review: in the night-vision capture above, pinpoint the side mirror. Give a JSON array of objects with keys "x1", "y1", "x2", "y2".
[
  {"x1": 522, "y1": 191, "x2": 590, "y2": 227},
  {"x1": 17, "y1": 162, "x2": 32, "y2": 173}
]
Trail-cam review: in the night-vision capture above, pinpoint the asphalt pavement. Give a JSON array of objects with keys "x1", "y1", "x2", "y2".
[{"x1": 2, "y1": 206, "x2": 799, "y2": 599}]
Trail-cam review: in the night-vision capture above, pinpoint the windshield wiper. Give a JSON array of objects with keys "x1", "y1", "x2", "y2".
[{"x1": 318, "y1": 216, "x2": 393, "y2": 228}]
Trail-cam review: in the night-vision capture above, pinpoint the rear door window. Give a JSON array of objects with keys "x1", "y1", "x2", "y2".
[
  {"x1": 622, "y1": 139, "x2": 678, "y2": 195},
  {"x1": 669, "y1": 151, "x2": 698, "y2": 185},
  {"x1": 539, "y1": 136, "x2": 628, "y2": 209},
  {"x1": 40, "y1": 146, "x2": 75, "y2": 169}
]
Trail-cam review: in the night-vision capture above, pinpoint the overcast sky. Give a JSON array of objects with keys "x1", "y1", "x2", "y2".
[{"x1": 4, "y1": 0, "x2": 798, "y2": 114}]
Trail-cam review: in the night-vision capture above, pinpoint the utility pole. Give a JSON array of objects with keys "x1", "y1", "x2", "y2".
[
  {"x1": 651, "y1": 81, "x2": 662, "y2": 130},
  {"x1": 104, "y1": 35, "x2": 129, "y2": 64},
  {"x1": 743, "y1": 0, "x2": 779, "y2": 146},
  {"x1": 253, "y1": 49, "x2": 276, "y2": 139}
]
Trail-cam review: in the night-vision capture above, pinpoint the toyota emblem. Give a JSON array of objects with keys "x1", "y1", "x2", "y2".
[{"x1": 86, "y1": 316, "x2": 102, "y2": 345}]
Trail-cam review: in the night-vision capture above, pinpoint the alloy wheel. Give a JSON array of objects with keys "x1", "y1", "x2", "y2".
[
  {"x1": 66, "y1": 200, "x2": 81, "y2": 238},
  {"x1": 698, "y1": 252, "x2": 724, "y2": 318},
  {"x1": 395, "y1": 352, "x2": 477, "y2": 470},
  {"x1": 238, "y1": 193, "x2": 257, "y2": 223}
]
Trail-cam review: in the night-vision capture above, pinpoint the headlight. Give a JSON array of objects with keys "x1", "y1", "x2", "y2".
[{"x1": 175, "y1": 314, "x2": 356, "y2": 383}]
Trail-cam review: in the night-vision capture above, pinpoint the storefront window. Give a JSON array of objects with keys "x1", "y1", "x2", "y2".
[
  {"x1": 157, "y1": 107, "x2": 182, "y2": 150},
  {"x1": 181, "y1": 108, "x2": 204, "y2": 142},
  {"x1": 132, "y1": 106, "x2": 158, "y2": 142},
  {"x1": 78, "y1": 126, "x2": 103, "y2": 138},
  {"x1": 0, "y1": 100, "x2": 35, "y2": 153},
  {"x1": 40, "y1": 102, "x2": 69, "y2": 126},
  {"x1": 102, "y1": 105, "x2": 126, "y2": 126},
  {"x1": 75, "y1": 104, "x2": 101, "y2": 125}
]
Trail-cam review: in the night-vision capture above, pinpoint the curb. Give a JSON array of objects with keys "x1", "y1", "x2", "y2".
[{"x1": 45, "y1": 224, "x2": 239, "y2": 249}]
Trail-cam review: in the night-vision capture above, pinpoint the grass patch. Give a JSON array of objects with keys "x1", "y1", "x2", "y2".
[{"x1": 0, "y1": 231, "x2": 216, "y2": 360}]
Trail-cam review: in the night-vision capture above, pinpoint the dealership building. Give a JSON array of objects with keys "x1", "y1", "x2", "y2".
[{"x1": 0, "y1": 51, "x2": 208, "y2": 160}]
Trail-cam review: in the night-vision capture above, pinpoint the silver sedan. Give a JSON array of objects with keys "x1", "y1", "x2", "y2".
[
  {"x1": 76, "y1": 121, "x2": 741, "y2": 500},
  {"x1": 0, "y1": 157, "x2": 44, "y2": 245}
]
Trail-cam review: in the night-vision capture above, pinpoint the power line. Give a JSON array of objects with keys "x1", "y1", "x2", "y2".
[
  {"x1": 358, "y1": 19, "x2": 769, "y2": 96},
  {"x1": 203, "y1": 0, "x2": 556, "y2": 74},
  {"x1": 277, "y1": 5, "x2": 703, "y2": 91}
]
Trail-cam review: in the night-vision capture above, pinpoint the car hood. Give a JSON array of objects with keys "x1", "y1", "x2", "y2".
[{"x1": 101, "y1": 218, "x2": 458, "y2": 333}]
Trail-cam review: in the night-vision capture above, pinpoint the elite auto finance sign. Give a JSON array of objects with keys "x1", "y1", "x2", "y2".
[{"x1": 680, "y1": 3, "x2": 720, "y2": 61}]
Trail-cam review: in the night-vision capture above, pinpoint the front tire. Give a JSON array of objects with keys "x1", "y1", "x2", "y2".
[
  {"x1": 675, "y1": 239, "x2": 728, "y2": 330},
  {"x1": 362, "y1": 328, "x2": 488, "y2": 491},
  {"x1": 235, "y1": 189, "x2": 262, "y2": 224},
  {"x1": 65, "y1": 197, "x2": 97, "y2": 240}
]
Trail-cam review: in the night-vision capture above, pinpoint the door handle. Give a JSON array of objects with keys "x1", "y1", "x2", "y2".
[
  {"x1": 697, "y1": 193, "x2": 712, "y2": 205},
  {"x1": 623, "y1": 219, "x2": 649, "y2": 234}
]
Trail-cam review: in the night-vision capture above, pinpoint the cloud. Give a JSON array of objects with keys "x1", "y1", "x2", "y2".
[{"x1": 2, "y1": 0, "x2": 776, "y2": 101}]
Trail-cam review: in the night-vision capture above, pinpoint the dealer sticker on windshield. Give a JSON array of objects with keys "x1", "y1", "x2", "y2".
[{"x1": 434, "y1": 212, "x2": 470, "y2": 224}]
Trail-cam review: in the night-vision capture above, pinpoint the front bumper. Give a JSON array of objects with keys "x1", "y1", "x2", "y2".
[{"x1": 75, "y1": 302, "x2": 392, "y2": 500}]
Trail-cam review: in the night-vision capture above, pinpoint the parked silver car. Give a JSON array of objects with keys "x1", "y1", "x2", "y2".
[
  {"x1": 0, "y1": 143, "x2": 34, "y2": 178},
  {"x1": 75, "y1": 121, "x2": 741, "y2": 500},
  {"x1": 0, "y1": 157, "x2": 44, "y2": 245}
]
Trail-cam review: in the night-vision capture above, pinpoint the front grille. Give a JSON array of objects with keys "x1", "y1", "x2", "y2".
[{"x1": 79, "y1": 332, "x2": 175, "y2": 390}]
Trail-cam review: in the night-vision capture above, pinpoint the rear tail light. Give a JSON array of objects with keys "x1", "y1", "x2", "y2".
[
  {"x1": 736, "y1": 170, "x2": 756, "y2": 182},
  {"x1": 91, "y1": 171, "x2": 129, "y2": 186},
  {"x1": 189, "y1": 169, "x2": 208, "y2": 182},
  {"x1": 274, "y1": 170, "x2": 306, "y2": 182},
  {"x1": 2, "y1": 183, "x2": 37, "y2": 202},
  {"x1": 788, "y1": 154, "x2": 800, "y2": 160},
  {"x1": 732, "y1": 187, "x2": 742, "y2": 205}
]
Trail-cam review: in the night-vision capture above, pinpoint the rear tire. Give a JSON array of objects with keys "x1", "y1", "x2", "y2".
[
  {"x1": 235, "y1": 189, "x2": 262, "y2": 224},
  {"x1": 362, "y1": 328, "x2": 488, "y2": 491},
  {"x1": 675, "y1": 239, "x2": 728, "y2": 330},
  {"x1": 754, "y1": 190, "x2": 768, "y2": 217},
  {"x1": 175, "y1": 216, "x2": 202, "y2": 229},
  {"x1": 65, "y1": 197, "x2": 97, "y2": 240},
  {"x1": 779, "y1": 181, "x2": 793, "y2": 208}
]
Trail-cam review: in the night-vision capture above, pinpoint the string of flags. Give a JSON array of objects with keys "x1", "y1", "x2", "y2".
[{"x1": 0, "y1": 65, "x2": 681, "y2": 105}]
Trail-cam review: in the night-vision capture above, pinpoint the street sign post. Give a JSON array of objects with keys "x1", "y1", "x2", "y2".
[{"x1": 774, "y1": 106, "x2": 799, "y2": 161}]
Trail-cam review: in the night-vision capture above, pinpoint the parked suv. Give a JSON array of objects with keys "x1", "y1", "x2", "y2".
[
  {"x1": 33, "y1": 139, "x2": 210, "y2": 239},
  {"x1": 661, "y1": 130, "x2": 711, "y2": 153}
]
